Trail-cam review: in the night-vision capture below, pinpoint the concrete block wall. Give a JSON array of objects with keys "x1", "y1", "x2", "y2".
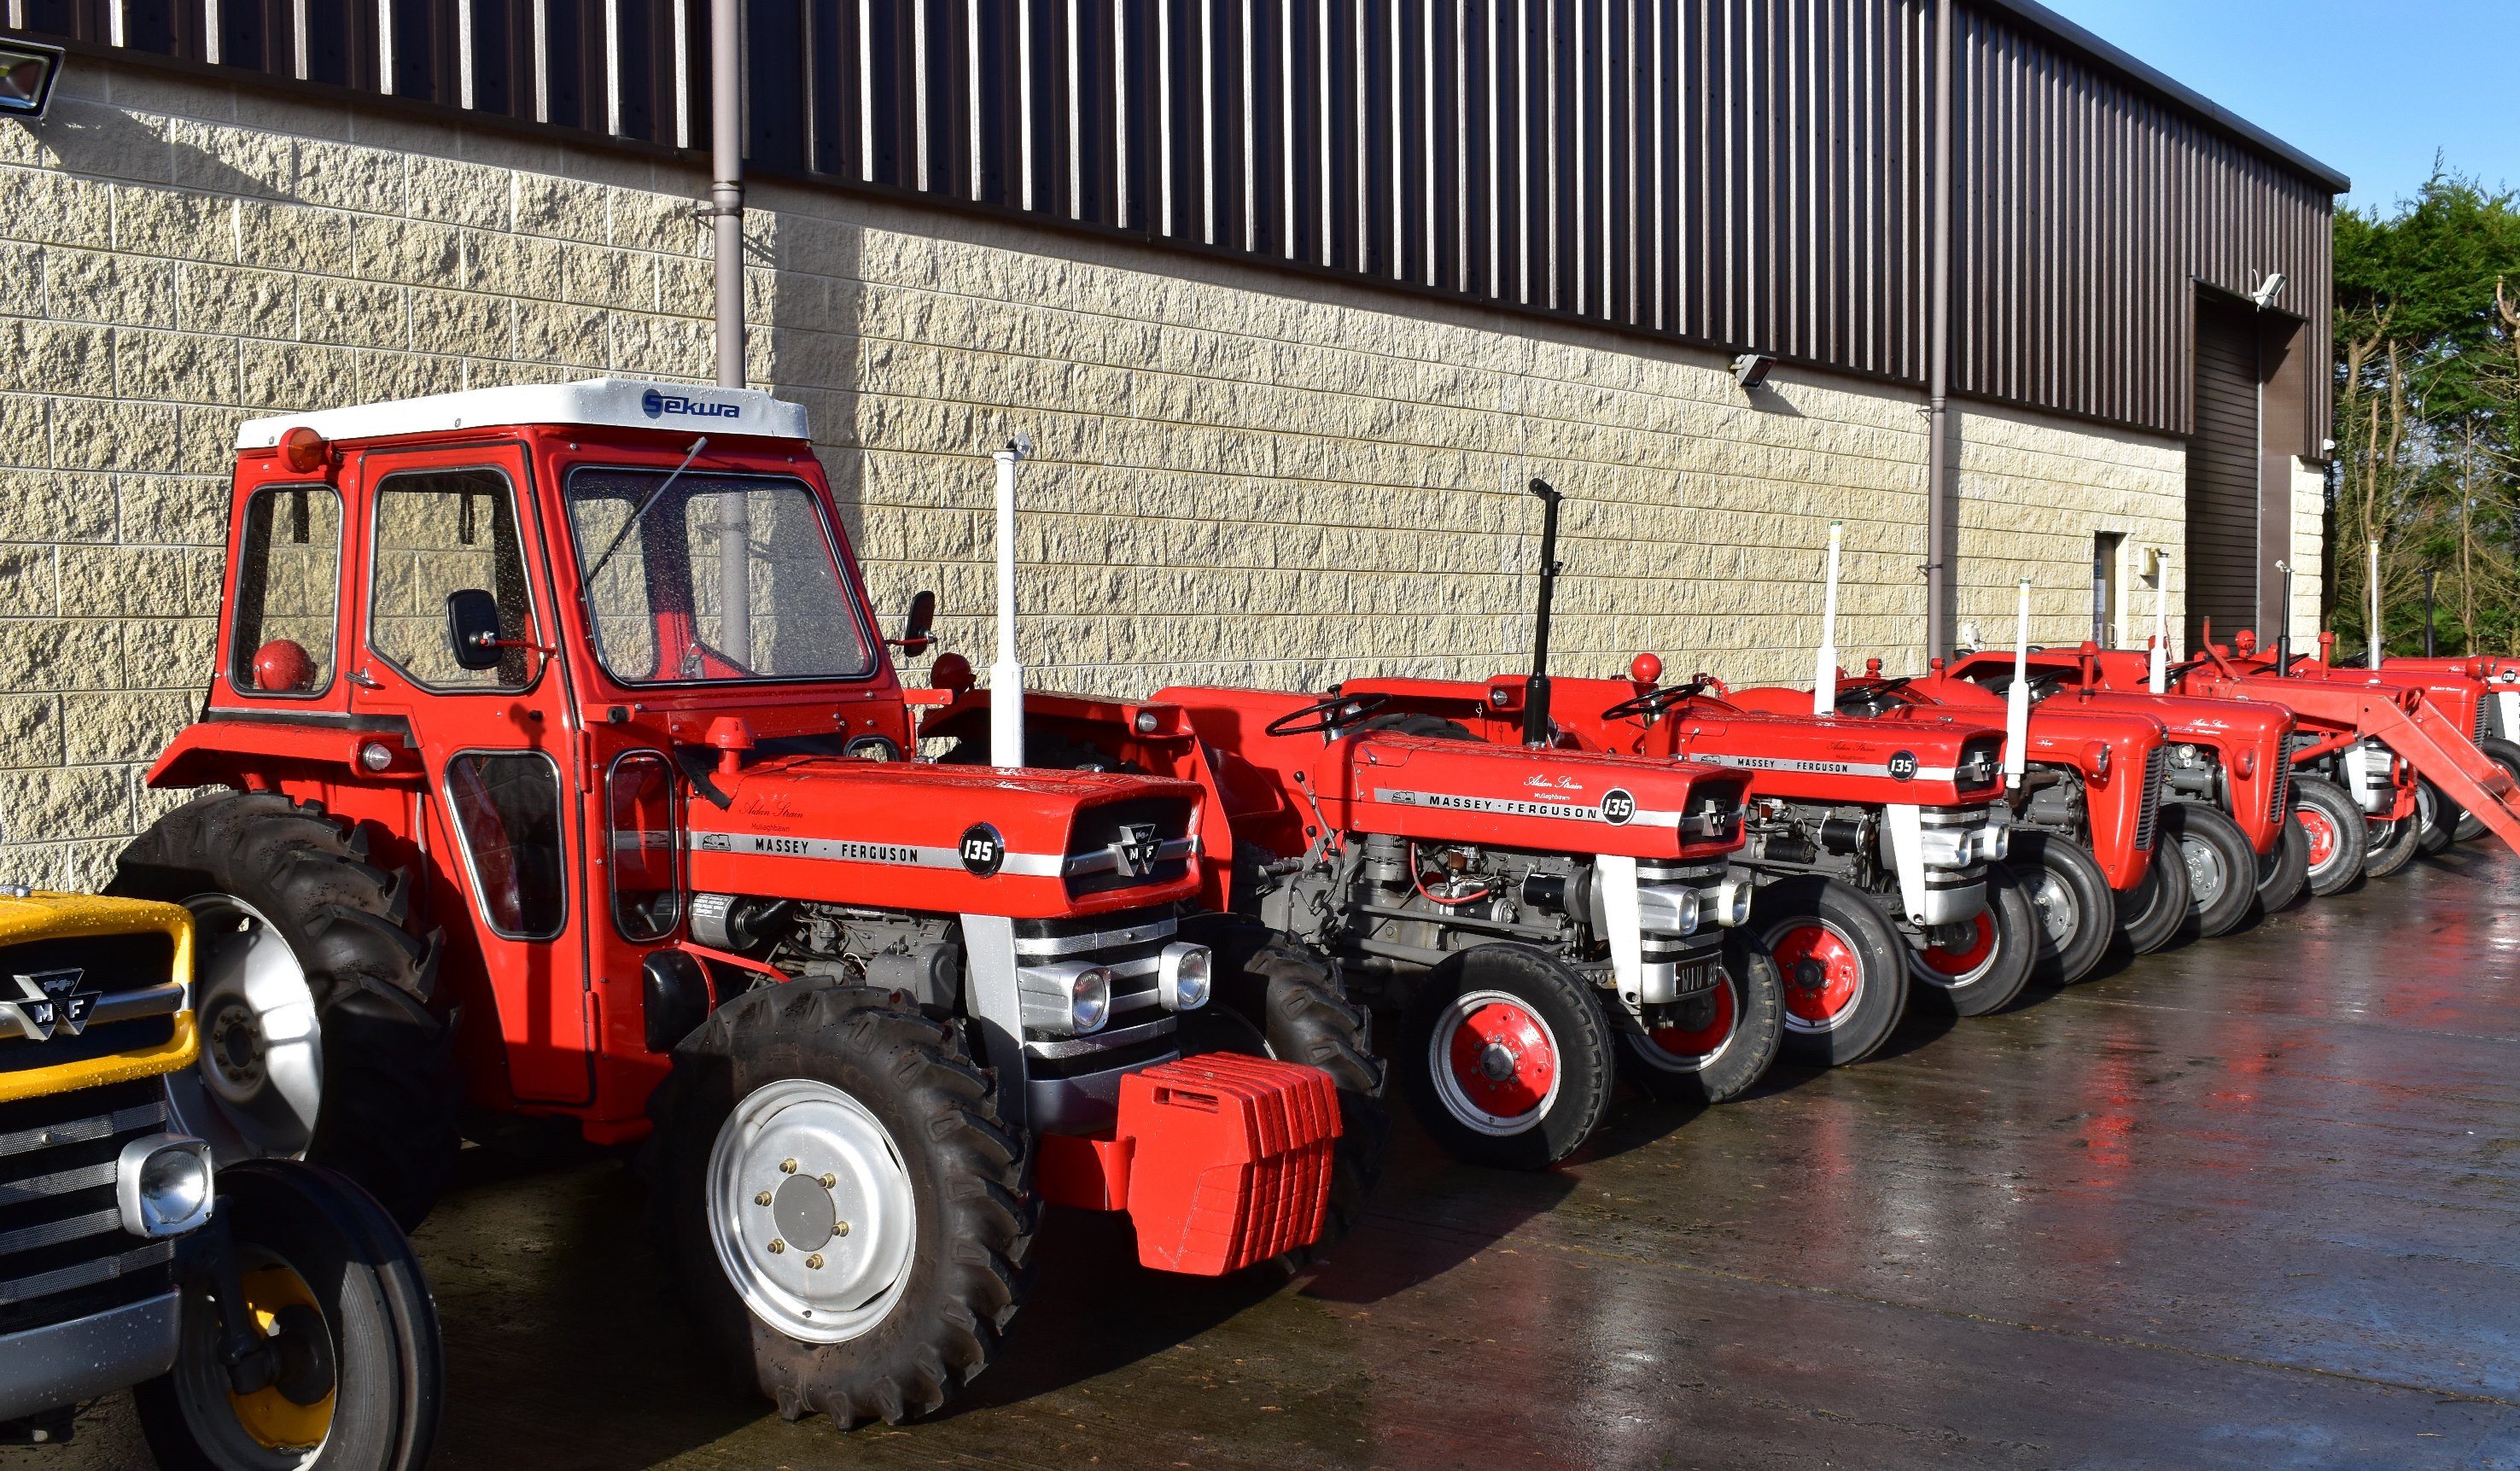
[{"x1": 0, "y1": 55, "x2": 2198, "y2": 886}]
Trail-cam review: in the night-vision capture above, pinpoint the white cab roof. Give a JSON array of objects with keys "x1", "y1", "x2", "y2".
[{"x1": 234, "y1": 377, "x2": 809, "y2": 449}]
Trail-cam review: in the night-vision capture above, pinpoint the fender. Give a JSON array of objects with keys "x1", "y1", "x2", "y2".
[{"x1": 147, "y1": 717, "x2": 423, "y2": 791}]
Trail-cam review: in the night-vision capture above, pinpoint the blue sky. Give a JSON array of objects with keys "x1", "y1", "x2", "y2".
[{"x1": 2041, "y1": 0, "x2": 2516, "y2": 216}]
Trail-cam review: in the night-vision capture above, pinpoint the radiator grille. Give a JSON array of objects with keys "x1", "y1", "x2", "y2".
[
  {"x1": 2132, "y1": 745, "x2": 2169, "y2": 852},
  {"x1": 0, "y1": 1079, "x2": 177, "y2": 1338},
  {"x1": 2476, "y1": 697, "x2": 2491, "y2": 746},
  {"x1": 2267, "y1": 743, "x2": 2294, "y2": 828}
]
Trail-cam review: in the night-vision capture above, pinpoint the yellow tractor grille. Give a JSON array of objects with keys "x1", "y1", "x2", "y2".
[{"x1": 0, "y1": 1078, "x2": 178, "y2": 1337}]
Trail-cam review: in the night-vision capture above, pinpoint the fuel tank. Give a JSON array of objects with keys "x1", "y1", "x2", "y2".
[{"x1": 684, "y1": 756, "x2": 1208, "y2": 919}]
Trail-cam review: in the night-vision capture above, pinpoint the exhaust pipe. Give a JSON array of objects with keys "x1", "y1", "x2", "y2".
[
  {"x1": 1522, "y1": 480, "x2": 1564, "y2": 747},
  {"x1": 2150, "y1": 550, "x2": 2172, "y2": 694},
  {"x1": 2368, "y1": 539, "x2": 2382, "y2": 670},
  {"x1": 990, "y1": 436, "x2": 1034, "y2": 768},
  {"x1": 709, "y1": 0, "x2": 750, "y2": 665},
  {"x1": 1812, "y1": 520, "x2": 1843, "y2": 717},
  {"x1": 2275, "y1": 561, "x2": 2294, "y2": 676},
  {"x1": 2005, "y1": 577, "x2": 2030, "y2": 789}
]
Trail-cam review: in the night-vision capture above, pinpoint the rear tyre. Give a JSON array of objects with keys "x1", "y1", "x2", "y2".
[
  {"x1": 1178, "y1": 931, "x2": 1388, "y2": 1262},
  {"x1": 1616, "y1": 928, "x2": 1785, "y2": 1106},
  {"x1": 2452, "y1": 738, "x2": 2520, "y2": 842},
  {"x1": 2006, "y1": 832, "x2": 2114, "y2": 986},
  {"x1": 2292, "y1": 775, "x2": 2366, "y2": 896},
  {"x1": 136, "y1": 1160, "x2": 441, "y2": 1471},
  {"x1": 2163, "y1": 803, "x2": 2257, "y2": 938},
  {"x1": 1758, "y1": 878, "x2": 1908, "y2": 1068},
  {"x1": 1909, "y1": 865, "x2": 2038, "y2": 1017},
  {"x1": 2253, "y1": 813, "x2": 2311, "y2": 915},
  {"x1": 2115, "y1": 843, "x2": 2192, "y2": 956},
  {"x1": 2364, "y1": 786, "x2": 2428, "y2": 880},
  {"x1": 1398, "y1": 944, "x2": 1614, "y2": 1170},
  {"x1": 650, "y1": 982, "x2": 1031, "y2": 1427},
  {"x1": 111, "y1": 791, "x2": 459, "y2": 1231}
]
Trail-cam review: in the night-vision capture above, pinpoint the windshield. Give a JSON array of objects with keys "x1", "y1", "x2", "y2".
[{"x1": 564, "y1": 468, "x2": 876, "y2": 685}]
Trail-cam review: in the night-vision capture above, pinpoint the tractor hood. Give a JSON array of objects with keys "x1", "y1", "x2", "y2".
[
  {"x1": 2010, "y1": 706, "x2": 2167, "y2": 776},
  {"x1": 1671, "y1": 690, "x2": 2007, "y2": 807},
  {"x1": 684, "y1": 757, "x2": 1208, "y2": 919},
  {"x1": 1317, "y1": 733, "x2": 1747, "y2": 861}
]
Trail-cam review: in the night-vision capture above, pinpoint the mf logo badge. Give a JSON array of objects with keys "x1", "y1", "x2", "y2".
[
  {"x1": 1599, "y1": 789, "x2": 1636, "y2": 826},
  {"x1": 960, "y1": 824, "x2": 1006, "y2": 878},
  {"x1": 1887, "y1": 750, "x2": 1919, "y2": 782},
  {"x1": 2, "y1": 968, "x2": 100, "y2": 1041},
  {"x1": 1109, "y1": 823, "x2": 1164, "y2": 877}
]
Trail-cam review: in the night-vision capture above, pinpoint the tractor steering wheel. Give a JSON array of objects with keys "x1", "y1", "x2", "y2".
[
  {"x1": 1599, "y1": 681, "x2": 1706, "y2": 722},
  {"x1": 1263, "y1": 692, "x2": 1391, "y2": 737}
]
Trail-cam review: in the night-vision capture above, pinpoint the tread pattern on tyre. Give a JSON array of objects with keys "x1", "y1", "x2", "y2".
[
  {"x1": 110, "y1": 790, "x2": 460, "y2": 1230},
  {"x1": 2290, "y1": 774, "x2": 2366, "y2": 896},
  {"x1": 649, "y1": 981, "x2": 1033, "y2": 1428},
  {"x1": 2007, "y1": 832, "x2": 2114, "y2": 986}
]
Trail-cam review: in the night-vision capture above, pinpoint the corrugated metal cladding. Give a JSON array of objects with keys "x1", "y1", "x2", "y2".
[{"x1": 15, "y1": 0, "x2": 2333, "y2": 439}]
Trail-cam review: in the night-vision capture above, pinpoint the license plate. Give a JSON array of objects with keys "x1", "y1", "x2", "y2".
[{"x1": 1674, "y1": 957, "x2": 1720, "y2": 995}]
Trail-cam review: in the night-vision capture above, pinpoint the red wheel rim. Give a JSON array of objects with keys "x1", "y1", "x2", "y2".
[
  {"x1": 1647, "y1": 974, "x2": 1737, "y2": 1064},
  {"x1": 1442, "y1": 998, "x2": 1558, "y2": 1121},
  {"x1": 1771, "y1": 922, "x2": 1862, "y2": 1027},
  {"x1": 1918, "y1": 913, "x2": 1998, "y2": 981},
  {"x1": 2298, "y1": 804, "x2": 2337, "y2": 868}
]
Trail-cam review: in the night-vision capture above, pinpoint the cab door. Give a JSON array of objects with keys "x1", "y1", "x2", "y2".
[{"x1": 345, "y1": 442, "x2": 594, "y2": 1105}]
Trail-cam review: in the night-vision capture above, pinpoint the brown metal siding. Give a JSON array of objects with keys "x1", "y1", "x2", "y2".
[
  {"x1": 2186, "y1": 294, "x2": 2260, "y2": 639},
  {"x1": 13, "y1": 0, "x2": 2333, "y2": 441}
]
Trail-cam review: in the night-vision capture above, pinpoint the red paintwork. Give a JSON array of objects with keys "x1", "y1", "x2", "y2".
[
  {"x1": 1771, "y1": 921, "x2": 1860, "y2": 1024},
  {"x1": 1442, "y1": 998, "x2": 1558, "y2": 1122},
  {"x1": 145, "y1": 412, "x2": 1292, "y2": 1247},
  {"x1": 1916, "y1": 910, "x2": 1996, "y2": 978}
]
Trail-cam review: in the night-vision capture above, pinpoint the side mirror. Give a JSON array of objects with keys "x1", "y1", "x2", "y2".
[
  {"x1": 446, "y1": 588, "x2": 505, "y2": 670},
  {"x1": 895, "y1": 590, "x2": 936, "y2": 657}
]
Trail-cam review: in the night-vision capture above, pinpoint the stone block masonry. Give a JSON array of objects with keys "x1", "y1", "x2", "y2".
[{"x1": 0, "y1": 55, "x2": 2203, "y2": 887}]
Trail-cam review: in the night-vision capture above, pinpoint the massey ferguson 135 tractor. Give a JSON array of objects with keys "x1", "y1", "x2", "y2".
[
  {"x1": 914, "y1": 484, "x2": 1780, "y2": 1170},
  {"x1": 1339, "y1": 517, "x2": 2032, "y2": 1070},
  {"x1": 108, "y1": 378, "x2": 1374, "y2": 1428}
]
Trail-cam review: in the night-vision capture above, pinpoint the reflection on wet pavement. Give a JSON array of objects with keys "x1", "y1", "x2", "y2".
[{"x1": 16, "y1": 845, "x2": 2519, "y2": 1469}]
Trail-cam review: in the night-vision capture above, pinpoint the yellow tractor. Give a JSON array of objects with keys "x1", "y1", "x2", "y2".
[{"x1": 0, "y1": 889, "x2": 440, "y2": 1468}]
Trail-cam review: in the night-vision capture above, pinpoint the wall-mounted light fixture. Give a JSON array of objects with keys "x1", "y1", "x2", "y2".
[
  {"x1": 2248, "y1": 271, "x2": 2287, "y2": 309},
  {"x1": 1731, "y1": 353, "x2": 1776, "y2": 391},
  {"x1": 0, "y1": 40, "x2": 63, "y2": 120}
]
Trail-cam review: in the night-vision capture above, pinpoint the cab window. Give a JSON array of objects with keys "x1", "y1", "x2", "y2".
[
  {"x1": 227, "y1": 485, "x2": 343, "y2": 697},
  {"x1": 370, "y1": 468, "x2": 539, "y2": 690}
]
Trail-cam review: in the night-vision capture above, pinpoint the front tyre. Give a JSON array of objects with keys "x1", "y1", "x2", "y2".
[
  {"x1": 2163, "y1": 803, "x2": 2257, "y2": 938},
  {"x1": 1909, "y1": 865, "x2": 2038, "y2": 1017},
  {"x1": 2006, "y1": 832, "x2": 2115, "y2": 986},
  {"x1": 136, "y1": 1160, "x2": 442, "y2": 1471},
  {"x1": 2254, "y1": 813, "x2": 2311, "y2": 915},
  {"x1": 2114, "y1": 842, "x2": 2192, "y2": 956},
  {"x1": 2452, "y1": 738, "x2": 2520, "y2": 843},
  {"x1": 1758, "y1": 878, "x2": 1908, "y2": 1068},
  {"x1": 2363, "y1": 785, "x2": 2429, "y2": 880},
  {"x1": 2292, "y1": 775, "x2": 2366, "y2": 896},
  {"x1": 1617, "y1": 928, "x2": 1785, "y2": 1106},
  {"x1": 651, "y1": 982, "x2": 1031, "y2": 1427},
  {"x1": 1398, "y1": 945, "x2": 1613, "y2": 1170}
]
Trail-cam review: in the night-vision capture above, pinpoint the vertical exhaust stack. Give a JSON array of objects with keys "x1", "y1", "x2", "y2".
[
  {"x1": 1811, "y1": 520, "x2": 1844, "y2": 717},
  {"x1": 2150, "y1": 551, "x2": 2172, "y2": 694},
  {"x1": 2005, "y1": 577, "x2": 2031, "y2": 789},
  {"x1": 2368, "y1": 539, "x2": 2383, "y2": 670},
  {"x1": 709, "y1": 0, "x2": 751, "y2": 664},
  {"x1": 1522, "y1": 480, "x2": 1565, "y2": 747},
  {"x1": 2275, "y1": 561, "x2": 2294, "y2": 676},
  {"x1": 991, "y1": 437, "x2": 1033, "y2": 768}
]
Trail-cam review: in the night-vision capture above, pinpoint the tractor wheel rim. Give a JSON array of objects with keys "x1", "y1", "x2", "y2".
[
  {"x1": 709, "y1": 1077, "x2": 919, "y2": 1345},
  {"x1": 1769, "y1": 920, "x2": 1864, "y2": 1033},
  {"x1": 1427, "y1": 989, "x2": 1560, "y2": 1135},
  {"x1": 2179, "y1": 833, "x2": 2228, "y2": 904},
  {"x1": 2025, "y1": 869, "x2": 2077, "y2": 948},
  {"x1": 2298, "y1": 805, "x2": 2339, "y2": 871},
  {"x1": 1638, "y1": 973, "x2": 1738, "y2": 1071},
  {"x1": 181, "y1": 895, "x2": 321, "y2": 1163},
  {"x1": 168, "y1": 1247, "x2": 339, "y2": 1468},
  {"x1": 1915, "y1": 913, "x2": 2000, "y2": 987}
]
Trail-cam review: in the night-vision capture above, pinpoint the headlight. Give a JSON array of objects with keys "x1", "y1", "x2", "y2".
[
  {"x1": 117, "y1": 1135, "x2": 213, "y2": 1238},
  {"x1": 1974, "y1": 820, "x2": 2010, "y2": 862},
  {"x1": 1158, "y1": 943, "x2": 1212, "y2": 1011},
  {"x1": 1701, "y1": 879, "x2": 1753, "y2": 928},
  {"x1": 1070, "y1": 966, "x2": 1112, "y2": 1033},
  {"x1": 1018, "y1": 961, "x2": 1117, "y2": 1035}
]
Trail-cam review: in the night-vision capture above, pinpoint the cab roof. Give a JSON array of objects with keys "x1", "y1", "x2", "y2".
[{"x1": 233, "y1": 377, "x2": 810, "y2": 450}]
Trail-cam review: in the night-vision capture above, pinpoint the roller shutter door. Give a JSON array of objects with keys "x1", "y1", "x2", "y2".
[{"x1": 2185, "y1": 299, "x2": 2260, "y2": 646}]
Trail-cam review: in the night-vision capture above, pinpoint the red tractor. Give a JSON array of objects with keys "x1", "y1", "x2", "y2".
[
  {"x1": 108, "y1": 379, "x2": 1378, "y2": 1427},
  {"x1": 913, "y1": 486, "x2": 1781, "y2": 1169},
  {"x1": 1326, "y1": 518, "x2": 2031, "y2": 1071}
]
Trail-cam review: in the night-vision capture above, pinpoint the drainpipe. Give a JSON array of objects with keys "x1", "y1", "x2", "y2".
[
  {"x1": 1922, "y1": 0, "x2": 1955, "y2": 659},
  {"x1": 710, "y1": 0, "x2": 751, "y2": 663}
]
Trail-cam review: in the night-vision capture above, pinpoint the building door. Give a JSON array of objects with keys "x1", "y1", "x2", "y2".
[
  {"x1": 2186, "y1": 297, "x2": 2261, "y2": 649},
  {"x1": 2092, "y1": 532, "x2": 2124, "y2": 646}
]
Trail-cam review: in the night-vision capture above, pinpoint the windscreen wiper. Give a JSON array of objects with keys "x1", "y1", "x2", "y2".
[{"x1": 586, "y1": 436, "x2": 708, "y2": 582}]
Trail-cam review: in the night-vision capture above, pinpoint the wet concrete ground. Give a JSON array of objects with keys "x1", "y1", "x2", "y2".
[{"x1": 20, "y1": 842, "x2": 2520, "y2": 1469}]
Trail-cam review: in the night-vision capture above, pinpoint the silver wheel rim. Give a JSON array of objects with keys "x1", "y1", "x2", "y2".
[
  {"x1": 2026, "y1": 869, "x2": 2078, "y2": 948},
  {"x1": 707, "y1": 1078, "x2": 918, "y2": 1345},
  {"x1": 2179, "y1": 834, "x2": 2229, "y2": 906},
  {"x1": 177, "y1": 895, "x2": 322, "y2": 1164},
  {"x1": 1426, "y1": 988, "x2": 1562, "y2": 1136}
]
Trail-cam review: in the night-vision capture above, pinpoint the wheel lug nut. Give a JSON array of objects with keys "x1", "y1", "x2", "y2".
[
  {"x1": 767, "y1": 1239, "x2": 786, "y2": 1253},
  {"x1": 805, "y1": 1253, "x2": 824, "y2": 1270},
  {"x1": 836, "y1": 1221, "x2": 851, "y2": 1237},
  {"x1": 779, "y1": 1159, "x2": 798, "y2": 1174},
  {"x1": 819, "y1": 1173, "x2": 836, "y2": 1188},
  {"x1": 755, "y1": 1191, "x2": 772, "y2": 1206}
]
